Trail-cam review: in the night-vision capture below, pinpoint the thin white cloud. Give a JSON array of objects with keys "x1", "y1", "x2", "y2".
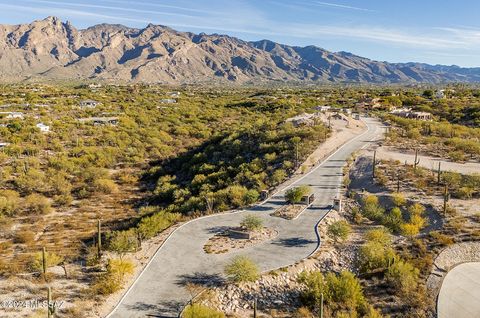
[
  {"x1": 19, "y1": 0, "x2": 197, "y2": 19},
  {"x1": 313, "y1": 1, "x2": 374, "y2": 12}
]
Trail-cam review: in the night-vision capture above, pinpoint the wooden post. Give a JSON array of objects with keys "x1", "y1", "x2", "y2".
[
  {"x1": 253, "y1": 298, "x2": 257, "y2": 318},
  {"x1": 97, "y1": 219, "x2": 101, "y2": 259},
  {"x1": 42, "y1": 247, "x2": 47, "y2": 275}
]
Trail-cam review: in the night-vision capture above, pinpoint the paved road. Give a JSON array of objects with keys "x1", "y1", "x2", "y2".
[
  {"x1": 108, "y1": 117, "x2": 385, "y2": 318},
  {"x1": 437, "y1": 262, "x2": 480, "y2": 318}
]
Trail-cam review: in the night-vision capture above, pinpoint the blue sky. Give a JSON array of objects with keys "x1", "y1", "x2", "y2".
[{"x1": 0, "y1": 0, "x2": 479, "y2": 67}]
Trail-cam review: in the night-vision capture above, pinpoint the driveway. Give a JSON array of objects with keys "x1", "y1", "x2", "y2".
[
  {"x1": 437, "y1": 262, "x2": 480, "y2": 318},
  {"x1": 108, "y1": 117, "x2": 385, "y2": 318}
]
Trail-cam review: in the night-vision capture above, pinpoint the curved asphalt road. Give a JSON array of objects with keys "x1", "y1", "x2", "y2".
[{"x1": 108, "y1": 117, "x2": 385, "y2": 318}]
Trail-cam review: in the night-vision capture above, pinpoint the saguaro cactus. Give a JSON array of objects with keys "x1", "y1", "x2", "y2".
[
  {"x1": 413, "y1": 149, "x2": 420, "y2": 171},
  {"x1": 437, "y1": 162, "x2": 442, "y2": 185},
  {"x1": 42, "y1": 247, "x2": 47, "y2": 275},
  {"x1": 97, "y1": 219, "x2": 102, "y2": 259},
  {"x1": 443, "y1": 184, "x2": 449, "y2": 215},
  {"x1": 396, "y1": 173, "x2": 401, "y2": 193},
  {"x1": 372, "y1": 150, "x2": 377, "y2": 179}
]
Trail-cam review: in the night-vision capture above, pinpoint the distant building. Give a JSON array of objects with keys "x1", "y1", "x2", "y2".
[
  {"x1": 0, "y1": 112, "x2": 24, "y2": 119},
  {"x1": 36, "y1": 123, "x2": 50, "y2": 133},
  {"x1": 78, "y1": 117, "x2": 119, "y2": 126},
  {"x1": 390, "y1": 108, "x2": 432, "y2": 121},
  {"x1": 436, "y1": 89, "x2": 446, "y2": 99},
  {"x1": 159, "y1": 99, "x2": 177, "y2": 104},
  {"x1": 79, "y1": 100, "x2": 101, "y2": 109},
  {"x1": 285, "y1": 113, "x2": 317, "y2": 127},
  {"x1": 315, "y1": 105, "x2": 331, "y2": 112},
  {"x1": 168, "y1": 92, "x2": 181, "y2": 98}
]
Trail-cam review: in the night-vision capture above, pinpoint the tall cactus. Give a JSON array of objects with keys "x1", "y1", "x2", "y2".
[
  {"x1": 443, "y1": 184, "x2": 449, "y2": 215},
  {"x1": 253, "y1": 298, "x2": 257, "y2": 318},
  {"x1": 413, "y1": 149, "x2": 420, "y2": 171},
  {"x1": 437, "y1": 162, "x2": 442, "y2": 185},
  {"x1": 396, "y1": 173, "x2": 401, "y2": 193},
  {"x1": 372, "y1": 150, "x2": 377, "y2": 180},
  {"x1": 97, "y1": 219, "x2": 102, "y2": 260},
  {"x1": 42, "y1": 247, "x2": 47, "y2": 275}
]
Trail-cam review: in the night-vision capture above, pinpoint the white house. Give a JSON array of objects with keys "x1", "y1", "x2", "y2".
[
  {"x1": 160, "y1": 99, "x2": 177, "y2": 104},
  {"x1": 315, "y1": 105, "x2": 331, "y2": 112},
  {"x1": 79, "y1": 100, "x2": 101, "y2": 109},
  {"x1": 0, "y1": 112, "x2": 24, "y2": 119},
  {"x1": 168, "y1": 92, "x2": 181, "y2": 98},
  {"x1": 36, "y1": 123, "x2": 50, "y2": 133},
  {"x1": 436, "y1": 89, "x2": 446, "y2": 99}
]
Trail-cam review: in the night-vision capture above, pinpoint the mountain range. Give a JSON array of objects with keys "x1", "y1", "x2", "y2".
[{"x1": 0, "y1": 16, "x2": 479, "y2": 84}]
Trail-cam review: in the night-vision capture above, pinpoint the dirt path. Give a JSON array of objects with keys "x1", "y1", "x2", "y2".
[{"x1": 376, "y1": 146, "x2": 480, "y2": 175}]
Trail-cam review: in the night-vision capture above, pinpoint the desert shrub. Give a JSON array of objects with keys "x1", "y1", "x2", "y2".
[
  {"x1": 136, "y1": 210, "x2": 180, "y2": 240},
  {"x1": 13, "y1": 230, "x2": 35, "y2": 244},
  {"x1": 364, "y1": 228, "x2": 391, "y2": 247},
  {"x1": 107, "y1": 229, "x2": 138, "y2": 257},
  {"x1": 90, "y1": 258, "x2": 134, "y2": 295},
  {"x1": 240, "y1": 214, "x2": 263, "y2": 232},
  {"x1": 391, "y1": 193, "x2": 406, "y2": 207},
  {"x1": 285, "y1": 186, "x2": 311, "y2": 204},
  {"x1": 53, "y1": 193, "x2": 73, "y2": 206},
  {"x1": 386, "y1": 260, "x2": 420, "y2": 296},
  {"x1": 0, "y1": 190, "x2": 20, "y2": 216},
  {"x1": 224, "y1": 256, "x2": 259, "y2": 282},
  {"x1": 23, "y1": 193, "x2": 52, "y2": 214},
  {"x1": 298, "y1": 271, "x2": 368, "y2": 315},
  {"x1": 93, "y1": 178, "x2": 118, "y2": 194},
  {"x1": 382, "y1": 207, "x2": 403, "y2": 233},
  {"x1": 182, "y1": 304, "x2": 225, "y2": 318},
  {"x1": 448, "y1": 151, "x2": 465, "y2": 162},
  {"x1": 29, "y1": 251, "x2": 64, "y2": 272},
  {"x1": 362, "y1": 195, "x2": 384, "y2": 221},
  {"x1": 455, "y1": 187, "x2": 474, "y2": 199},
  {"x1": 327, "y1": 220, "x2": 351, "y2": 243},
  {"x1": 430, "y1": 231, "x2": 454, "y2": 246},
  {"x1": 359, "y1": 241, "x2": 397, "y2": 273}
]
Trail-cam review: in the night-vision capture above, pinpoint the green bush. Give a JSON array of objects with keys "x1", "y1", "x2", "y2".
[
  {"x1": 240, "y1": 214, "x2": 263, "y2": 232},
  {"x1": 327, "y1": 220, "x2": 351, "y2": 243},
  {"x1": 298, "y1": 270, "x2": 368, "y2": 315},
  {"x1": 90, "y1": 258, "x2": 134, "y2": 296},
  {"x1": 224, "y1": 256, "x2": 259, "y2": 283},
  {"x1": 182, "y1": 304, "x2": 224, "y2": 318},
  {"x1": 0, "y1": 190, "x2": 20, "y2": 216},
  {"x1": 285, "y1": 186, "x2": 311, "y2": 204},
  {"x1": 24, "y1": 194, "x2": 52, "y2": 214},
  {"x1": 386, "y1": 260, "x2": 420, "y2": 296},
  {"x1": 107, "y1": 229, "x2": 138, "y2": 257},
  {"x1": 137, "y1": 210, "x2": 180, "y2": 240},
  {"x1": 29, "y1": 251, "x2": 63, "y2": 272},
  {"x1": 362, "y1": 195, "x2": 384, "y2": 221}
]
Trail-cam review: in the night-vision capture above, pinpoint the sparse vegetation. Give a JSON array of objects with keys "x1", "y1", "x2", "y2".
[{"x1": 224, "y1": 255, "x2": 260, "y2": 283}]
